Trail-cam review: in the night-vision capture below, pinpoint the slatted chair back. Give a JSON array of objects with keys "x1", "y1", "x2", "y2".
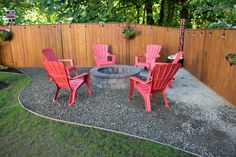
[
  {"x1": 93, "y1": 44, "x2": 109, "y2": 61},
  {"x1": 42, "y1": 61, "x2": 70, "y2": 88},
  {"x1": 42, "y1": 48, "x2": 58, "y2": 61},
  {"x1": 145, "y1": 45, "x2": 162, "y2": 62},
  {"x1": 151, "y1": 63, "x2": 181, "y2": 92},
  {"x1": 172, "y1": 51, "x2": 183, "y2": 64}
]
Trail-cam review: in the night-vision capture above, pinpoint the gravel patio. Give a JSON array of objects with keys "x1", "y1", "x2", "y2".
[{"x1": 19, "y1": 67, "x2": 236, "y2": 157}]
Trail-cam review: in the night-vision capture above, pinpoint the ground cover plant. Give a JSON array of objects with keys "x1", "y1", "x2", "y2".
[{"x1": 0, "y1": 72, "x2": 194, "y2": 157}]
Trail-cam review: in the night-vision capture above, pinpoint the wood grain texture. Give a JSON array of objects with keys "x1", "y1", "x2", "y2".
[
  {"x1": 184, "y1": 29, "x2": 236, "y2": 106},
  {"x1": 0, "y1": 23, "x2": 179, "y2": 67},
  {"x1": 9, "y1": 24, "x2": 62, "y2": 67},
  {"x1": 0, "y1": 26, "x2": 13, "y2": 67}
]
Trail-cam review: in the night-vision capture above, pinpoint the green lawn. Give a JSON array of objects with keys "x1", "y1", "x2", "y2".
[{"x1": 0, "y1": 72, "x2": 193, "y2": 157}]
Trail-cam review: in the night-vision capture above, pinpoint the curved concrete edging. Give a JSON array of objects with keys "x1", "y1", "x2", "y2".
[{"x1": 16, "y1": 68, "x2": 200, "y2": 157}]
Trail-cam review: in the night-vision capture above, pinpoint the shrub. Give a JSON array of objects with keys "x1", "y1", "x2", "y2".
[
  {"x1": 122, "y1": 26, "x2": 137, "y2": 39},
  {"x1": 0, "y1": 30, "x2": 12, "y2": 41}
]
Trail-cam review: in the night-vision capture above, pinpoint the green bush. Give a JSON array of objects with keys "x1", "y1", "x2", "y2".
[
  {"x1": 208, "y1": 21, "x2": 232, "y2": 28},
  {"x1": 0, "y1": 30, "x2": 12, "y2": 41},
  {"x1": 122, "y1": 26, "x2": 137, "y2": 39}
]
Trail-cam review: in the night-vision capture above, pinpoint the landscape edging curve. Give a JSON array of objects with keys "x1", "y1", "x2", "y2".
[{"x1": 16, "y1": 68, "x2": 200, "y2": 157}]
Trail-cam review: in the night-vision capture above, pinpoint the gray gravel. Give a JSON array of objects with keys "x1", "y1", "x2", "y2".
[{"x1": 19, "y1": 67, "x2": 236, "y2": 157}]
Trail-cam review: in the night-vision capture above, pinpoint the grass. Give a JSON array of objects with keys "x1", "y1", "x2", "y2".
[{"x1": 0, "y1": 72, "x2": 194, "y2": 157}]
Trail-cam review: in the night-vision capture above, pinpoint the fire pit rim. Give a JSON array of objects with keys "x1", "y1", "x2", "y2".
[{"x1": 90, "y1": 65, "x2": 142, "y2": 79}]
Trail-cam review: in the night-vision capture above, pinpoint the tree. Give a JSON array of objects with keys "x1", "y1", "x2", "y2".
[
  {"x1": 190, "y1": 0, "x2": 236, "y2": 28},
  {"x1": 0, "y1": 0, "x2": 235, "y2": 28}
]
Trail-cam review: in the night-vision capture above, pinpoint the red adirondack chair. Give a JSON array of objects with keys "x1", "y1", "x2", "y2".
[
  {"x1": 42, "y1": 60, "x2": 92, "y2": 105},
  {"x1": 135, "y1": 44, "x2": 162, "y2": 69},
  {"x1": 168, "y1": 51, "x2": 183, "y2": 88},
  {"x1": 42, "y1": 48, "x2": 78, "y2": 77},
  {"x1": 93, "y1": 44, "x2": 116, "y2": 66},
  {"x1": 129, "y1": 63, "x2": 181, "y2": 112}
]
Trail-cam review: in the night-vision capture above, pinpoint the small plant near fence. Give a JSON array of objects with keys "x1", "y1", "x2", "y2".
[
  {"x1": 0, "y1": 29, "x2": 12, "y2": 41},
  {"x1": 122, "y1": 26, "x2": 137, "y2": 39},
  {"x1": 226, "y1": 53, "x2": 236, "y2": 66}
]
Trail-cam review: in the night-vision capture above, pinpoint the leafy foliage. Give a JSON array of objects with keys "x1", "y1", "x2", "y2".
[
  {"x1": 122, "y1": 26, "x2": 137, "y2": 39},
  {"x1": 190, "y1": 0, "x2": 236, "y2": 28},
  {"x1": 0, "y1": 0, "x2": 235, "y2": 28},
  {"x1": 0, "y1": 30, "x2": 12, "y2": 41}
]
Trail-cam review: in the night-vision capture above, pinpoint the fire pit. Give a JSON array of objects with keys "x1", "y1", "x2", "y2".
[{"x1": 90, "y1": 65, "x2": 142, "y2": 89}]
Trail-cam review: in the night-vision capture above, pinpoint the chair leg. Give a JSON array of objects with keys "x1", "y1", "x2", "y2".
[
  {"x1": 69, "y1": 89, "x2": 76, "y2": 106},
  {"x1": 168, "y1": 77, "x2": 175, "y2": 88},
  {"x1": 168, "y1": 81, "x2": 173, "y2": 88},
  {"x1": 128, "y1": 80, "x2": 134, "y2": 100},
  {"x1": 144, "y1": 95, "x2": 151, "y2": 112},
  {"x1": 85, "y1": 75, "x2": 92, "y2": 95},
  {"x1": 112, "y1": 56, "x2": 116, "y2": 64},
  {"x1": 53, "y1": 86, "x2": 60, "y2": 101},
  {"x1": 162, "y1": 92, "x2": 169, "y2": 108}
]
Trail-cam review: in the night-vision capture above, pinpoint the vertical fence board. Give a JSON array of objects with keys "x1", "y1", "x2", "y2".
[
  {"x1": 9, "y1": 25, "x2": 62, "y2": 67},
  {"x1": 61, "y1": 24, "x2": 87, "y2": 66},
  {"x1": 0, "y1": 26, "x2": 13, "y2": 67},
  {"x1": 165, "y1": 28, "x2": 180, "y2": 59},
  {"x1": 222, "y1": 30, "x2": 236, "y2": 105},
  {"x1": 85, "y1": 24, "x2": 96, "y2": 66},
  {"x1": 184, "y1": 29, "x2": 205, "y2": 80},
  {"x1": 0, "y1": 41, "x2": 13, "y2": 67},
  {"x1": 152, "y1": 27, "x2": 167, "y2": 61},
  {"x1": 184, "y1": 29, "x2": 236, "y2": 106}
]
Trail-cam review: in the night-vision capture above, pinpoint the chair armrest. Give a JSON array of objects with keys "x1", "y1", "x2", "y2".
[
  {"x1": 107, "y1": 54, "x2": 115, "y2": 57},
  {"x1": 137, "y1": 55, "x2": 146, "y2": 59},
  {"x1": 135, "y1": 55, "x2": 146, "y2": 63},
  {"x1": 67, "y1": 65, "x2": 77, "y2": 71},
  {"x1": 58, "y1": 59, "x2": 74, "y2": 66},
  {"x1": 65, "y1": 65, "x2": 79, "y2": 78},
  {"x1": 69, "y1": 73, "x2": 89, "y2": 80},
  {"x1": 129, "y1": 76, "x2": 152, "y2": 84},
  {"x1": 155, "y1": 62, "x2": 168, "y2": 65}
]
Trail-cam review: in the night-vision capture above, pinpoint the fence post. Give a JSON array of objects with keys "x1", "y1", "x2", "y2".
[{"x1": 178, "y1": 19, "x2": 185, "y2": 51}]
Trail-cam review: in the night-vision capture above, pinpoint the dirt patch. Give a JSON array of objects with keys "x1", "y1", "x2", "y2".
[
  {"x1": 0, "y1": 81, "x2": 10, "y2": 90},
  {"x1": 0, "y1": 68, "x2": 22, "y2": 74}
]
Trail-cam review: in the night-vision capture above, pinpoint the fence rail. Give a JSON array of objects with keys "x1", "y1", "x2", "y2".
[{"x1": 0, "y1": 23, "x2": 235, "y2": 106}]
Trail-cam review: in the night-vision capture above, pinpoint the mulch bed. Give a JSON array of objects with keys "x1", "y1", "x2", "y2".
[
  {"x1": 0, "y1": 68, "x2": 22, "y2": 74},
  {"x1": 0, "y1": 68, "x2": 22, "y2": 90},
  {"x1": 0, "y1": 81, "x2": 9, "y2": 90}
]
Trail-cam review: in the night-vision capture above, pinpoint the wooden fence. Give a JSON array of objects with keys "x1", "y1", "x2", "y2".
[
  {"x1": 0, "y1": 23, "x2": 235, "y2": 106},
  {"x1": 184, "y1": 29, "x2": 236, "y2": 106},
  {"x1": 0, "y1": 23, "x2": 179, "y2": 67}
]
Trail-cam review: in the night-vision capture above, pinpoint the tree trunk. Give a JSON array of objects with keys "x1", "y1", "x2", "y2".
[
  {"x1": 166, "y1": 0, "x2": 176, "y2": 24},
  {"x1": 145, "y1": 1, "x2": 154, "y2": 25},
  {"x1": 136, "y1": 5, "x2": 140, "y2": 24},
  {"x1": 180, "y1": 5, "x2": 188, "y2": 20},
  {"x1": 179, "y1": 0, "x2": 189, "y2": 26},
  {"x1": 158, "y1": 0, "x2": 165, "y2": 26}
]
